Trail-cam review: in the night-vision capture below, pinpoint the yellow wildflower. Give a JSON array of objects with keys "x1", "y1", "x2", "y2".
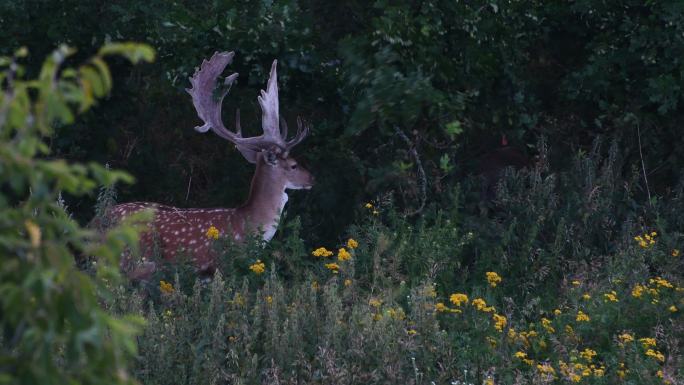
[
  {"x1": 603, "y1": 291, "x2": 618, "y2": 302},
  {"x1": 572, "y1": 280, "x2": 581, "y2": 286},
  {"x1": 324, "y1": 262, "x2": 340, "y2": 273},
  {"x1": 579, "y1": 348, "x2": 597, "y2": 361},
  {"x1": 514, "y1": 351, "x2": 528, "y2": 359},
  {"x1": 407, "y1": 329, "x2": 417, "y2": 335},
  {"x1": 372, "y1": 209, "x2": 379, "y2": 215},
  {"x1": 536, "y1": 363, "x2": 555, "y2": 376},
  {"x1": 312, "y1": 247, "x2": 333, "y2": 257},
  {"x1": 593, "y1": 367, "x2": 605, "y2": 377},
  {"x1": 160, "y1": 280, "x2": 174, "y2": 294},
  {"x1": 645, "y1": 349, "x2": 665, "y2": 362},
  {"x1": 347, "y1": 238, "x2": 359, "y2": 249},
  {"x1": 337, "y1": 248, "x2": 351, "y2": 261},
  {"x1": 565, "y1": 325, "x2": 574, "y2": 334},
  {"x1": 265, "y1": 296, "x2": 273, "y2": 304},
  {"x1": 669, "y1": 305, "x2": 678, "y2": 312},
  {"x1": 249, "y1": 259, "x2": 266, "y2": 274},
  {"x1": 639, "y1": 337, "x2": 656, "y2": 348},
  {"x1": 486, "y1": 336, "x2": 497, "y2": 347},
  {"x1": 473, "y1": 298, "x2": 487, "y2": 310},
  {"x1": 486, "y1": 271, "x2": 502, "y2": 287},
  {"x1": 449, "y1": 293, "x2": 469, "y2": 306},
  {"x1": 507, "y1": 328, "x2": 517, "y2": 341},
  {"x1": 618, "y1": 333, "x2": 634, "y2": 344},
  {"x1": 632, "y1": 284, "x2": 645, "y2": 298},
  {"x1": 651, "y1": 277, "x2": 673, "y2": 289},
  {"x1": 369, "y1": 298, "x2": 382, "y2": 307},
  {"x1": 492, "y1": 313, "x2": 507, "y2": 332},
  {"x1": 582, "y1": 293, "x2": 591, "y2": 300},
  {"x1": 672, "y1": 249, "x2": 680, "y2": 257},
  {"x1": 523, "y1": 358, "x2": 534, "y2": 366},
  {"x1": 364, "y1": 202, "x2": 373, "y2": 209},
  {"x1": 435, "y1": 302, "x2": 448, "y2": 312},
  {"x1": 484, "y1": 378, "x2": 494, "y2": 385},
  {"x1": 541, "y1": 318, "x2": 555, "y2": 333},
  {"x1": 576, "y1": 310, "x2": 590, "y2": 322},
  {"x1": 206, "y1": 225, "x2": 220, "y2": 239},
  {"x1": 311, "y1": 281, "x2": 319, "y2": 290},
  {"x1": 344, "y1": 279, "x2": 352, "y2": 287}
]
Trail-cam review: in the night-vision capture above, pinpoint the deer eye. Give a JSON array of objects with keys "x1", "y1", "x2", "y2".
[{"x1": 290, "y1": 164, "x2": 298, "y2": 170}]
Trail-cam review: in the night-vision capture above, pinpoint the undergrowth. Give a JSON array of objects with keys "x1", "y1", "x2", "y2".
[{"x1": 99, "y1": 139, "x2": 682, "y2": 384}]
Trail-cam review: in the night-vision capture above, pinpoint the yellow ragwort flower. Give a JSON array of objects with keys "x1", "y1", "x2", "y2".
[
  {"x1": 486, "y1": 271, "x2": 502, "y2": 287},
  {"x1": 514, "y1": 351, "x2": 528, "y2": 359},
  {"x1": 536, "y1": 363, "x2": 555, "y2": 376},
  {"x1": 645, "y1": 349, "x2": 665, "y2": 362},
  {"x1": 265, "y1": 296, "x2": 273, "y2": 304},
  {"x1": 347, "y1": 238, "x2": 359, "y2": 249},
  {"x1": 492, "y1": 313, "x2": 507, "y2": 332},
  {"x1": 669, "y1": 305, "x2": 678, "y2": 313},
  {"x1": 337, "y1": 247, "x2": 351, "y2": 261},
  {"x1": 206, "y1": 225, "x2": 220, "y2": 239},
  {"x1": 369, "y1": 298, "x2": 382, "y2": 307},
  {"x1": 618, "y1": 333, "x2": 634, "y2": 344},
  {"x1": 576, "y1": 310, "x2": 590, "y2": 322},
  {"x1": 553, "y1": 308, "x2": 562, "y2": 315},
  {"x1": 471, "y1": 297, "x2": 487, "y2": 310},
  {"x1": 160, "y1": 280, "x2": 174, "y2": 294},
  {"x1": 312, "y1": 247, "x2": 333, "y2": 257},
  {"x1": 632, "y1": 284, "x2": 645, "y2": 298},
  {"x1": 541, "y1": 318, "x2": 555, "y2": 333},
  {"x1": 582, "y1": 293, "x2": 591, "y2": 300},
  {"x1": 572, "y1": 280, "x2": 581, "y2": 286},
  {"x1": 364, "y1": 202, "x2": 373, "y2": 209},
  {"x1": 435, "y1": 302, "x2": 448, "y2": 312},
  {"x1": 579, "y1": 348, "x2": 597, "y2": 361},
  {"x1": 344, "y1": 279, "x2": 352, "y2": 287},
  {"x1": 639, "y1": 337, "x2": 656, "y2": 348},
  {"x1": 449, "y1": 293, "x2": 469, "y2": 306},
  {"x1": 603, "y1": 291, "x2": 619, "y2": 302},
  {"x1": 672, "y1": 249, "x2": 680, "y2": 257},
  {"x1": 325, "y1": 262, "x2": 340, "y2": 273},
  {"x1": 249, "y1": 259, "x2": 266, "y2": 274},
  {"x1": 651, "y1": 277, "x2": 674, "y2": 289}
]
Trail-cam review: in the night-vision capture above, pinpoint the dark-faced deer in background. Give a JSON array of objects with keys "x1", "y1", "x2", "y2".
[{"x1": 108, "y1": 51, "x2": 314, "y2": 279}]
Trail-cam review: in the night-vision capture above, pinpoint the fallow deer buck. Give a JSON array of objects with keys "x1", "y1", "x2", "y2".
[{"x1": 108, "y1": 51, "x2": 314, "y2": 279}]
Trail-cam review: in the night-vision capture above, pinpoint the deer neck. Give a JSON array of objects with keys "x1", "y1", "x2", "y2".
[{"x1": 237, "y1": 162, "x2": 288, "y2": 241}]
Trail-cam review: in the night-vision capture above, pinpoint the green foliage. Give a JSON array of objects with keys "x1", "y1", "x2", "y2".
[
  {"x1": 0, "y1": 43, "x2": 154, "y2": 385},
  {"x1": 93, "y1": 137, "x2": 681, "y2": 383},
  {"x1": 3, "y1": 1, "x2": 683, "y2": 244}
]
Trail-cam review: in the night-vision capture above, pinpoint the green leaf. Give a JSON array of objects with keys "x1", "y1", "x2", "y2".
[{"x1": 98, "y1": 42, "x2": 156, "y2": 64}]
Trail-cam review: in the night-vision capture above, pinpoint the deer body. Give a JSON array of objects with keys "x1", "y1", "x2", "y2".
[{"x1": 110, "y1": 51, "x2": 313, "y2": 278}]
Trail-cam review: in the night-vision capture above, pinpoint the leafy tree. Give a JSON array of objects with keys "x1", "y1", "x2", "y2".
[{"x1": 0, "y1": 43, "x2": 154, "y2": 385}]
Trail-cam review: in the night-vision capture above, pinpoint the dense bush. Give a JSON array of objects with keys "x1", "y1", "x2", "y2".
[
  {"x1": 0, "y1": 44, "x2": 153, "y2": 384},
  {"x1": 2, "y1": 1, "x2": 683, "y2": 244}
]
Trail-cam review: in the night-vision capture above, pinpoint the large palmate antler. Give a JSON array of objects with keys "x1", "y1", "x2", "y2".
[{"x1": 186, "y1": 51, "x2": 308, "y2": 160}]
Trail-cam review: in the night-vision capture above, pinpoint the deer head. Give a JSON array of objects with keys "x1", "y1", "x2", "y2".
[{"x1": 186, "y1": 51, "x2": 313, "y2": 190}]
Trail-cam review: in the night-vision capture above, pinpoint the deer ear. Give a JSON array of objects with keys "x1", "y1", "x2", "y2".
[{"x1": 236, "y1": 145, "x2": 258, "y2": 164}]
